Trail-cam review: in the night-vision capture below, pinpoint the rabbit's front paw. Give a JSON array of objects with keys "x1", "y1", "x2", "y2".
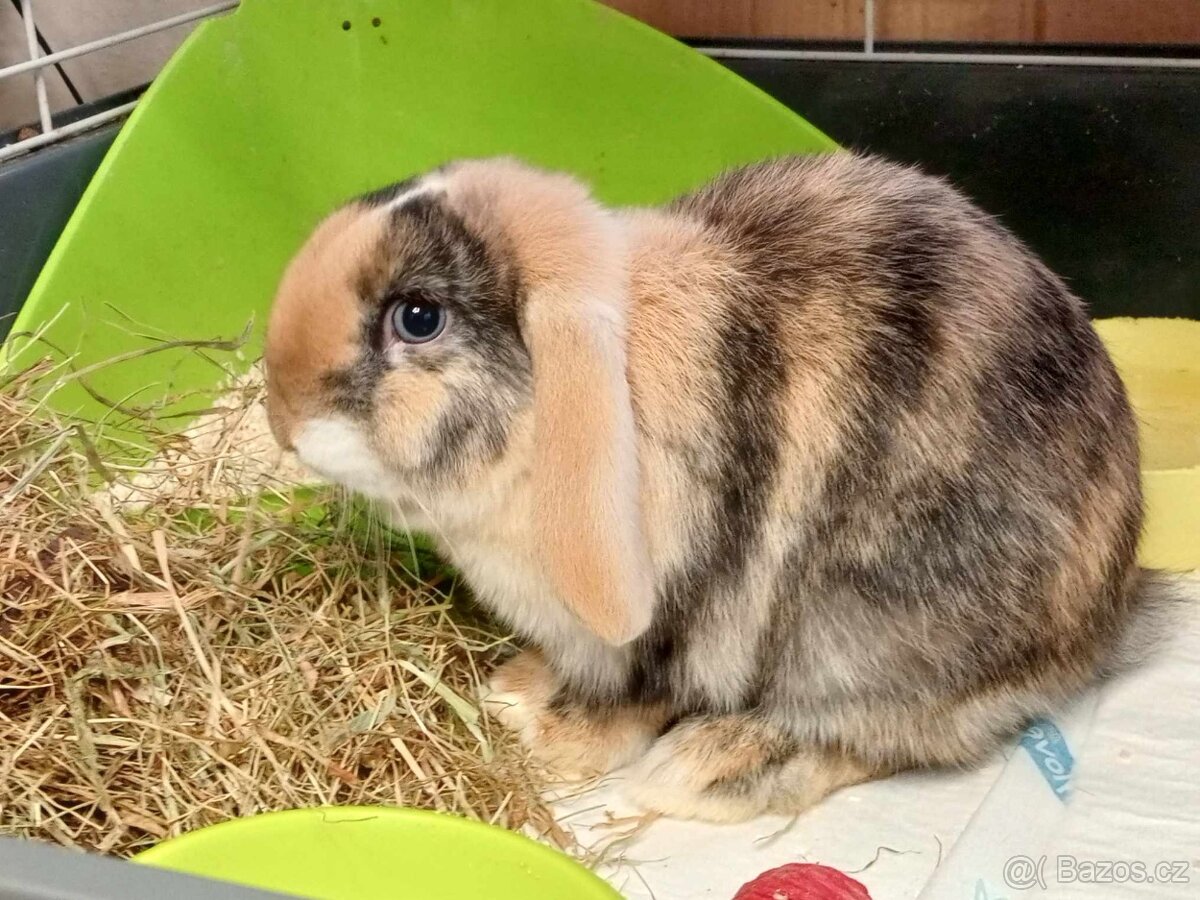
[{"x1": 481, "y1": 650, "x2": 662, "y2": 779}]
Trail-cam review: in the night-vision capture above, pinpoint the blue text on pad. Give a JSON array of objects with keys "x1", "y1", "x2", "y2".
[{"x1": 1020, "y1": 718, "x2": 1074, "y2": 801}]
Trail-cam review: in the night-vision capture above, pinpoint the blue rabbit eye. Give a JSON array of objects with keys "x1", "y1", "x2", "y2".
[{"x1": 391, "y1": 300, "x2": 446, "y2": 343}]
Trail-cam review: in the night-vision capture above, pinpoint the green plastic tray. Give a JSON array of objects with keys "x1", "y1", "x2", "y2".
[{"x1": 8, "y1": 0, "x2": 833, "y2": 427}]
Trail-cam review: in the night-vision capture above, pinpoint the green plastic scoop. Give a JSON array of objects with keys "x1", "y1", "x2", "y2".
[{"x1": 8, "y1": 0, "x2": 834, "y2": 427}]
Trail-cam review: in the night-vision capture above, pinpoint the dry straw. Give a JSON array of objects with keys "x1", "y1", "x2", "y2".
[{"x1": 0, "y1": 338, "x2": 570, "y2": 858}]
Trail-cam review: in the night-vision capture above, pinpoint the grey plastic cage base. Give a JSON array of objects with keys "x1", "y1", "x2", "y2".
[{"x1": 0, "y1": 835, "x2": 295, "y2": 900}]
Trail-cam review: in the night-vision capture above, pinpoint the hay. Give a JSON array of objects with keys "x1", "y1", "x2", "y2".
[{"x1": 0, "y1": 349, "x2": 567, "y2": 857}]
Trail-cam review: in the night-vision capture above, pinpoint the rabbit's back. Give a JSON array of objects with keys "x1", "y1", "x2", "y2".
[{"x1": 619, "y1": 154, "x2": 1142, "y2": 758}]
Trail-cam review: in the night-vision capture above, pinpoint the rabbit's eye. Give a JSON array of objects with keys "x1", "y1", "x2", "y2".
[{"x1": 390, "y1": 300, "x2": 446, "y2": 344}]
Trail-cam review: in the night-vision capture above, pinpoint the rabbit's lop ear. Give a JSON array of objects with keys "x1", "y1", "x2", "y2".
[
  {"x1": 445, "y1": 160, "x2": 654, "y2": 644},
  {"x1": 523, "y1": 212, "x2": 654, "y2": 646},
  {"x1": 443, "y1": 163, "x2": 651, "y2": 646}
]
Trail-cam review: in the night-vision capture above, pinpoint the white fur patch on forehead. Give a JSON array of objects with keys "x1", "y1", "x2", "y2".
[
  {"x1": 294, "y1": 417, "x2": 394, "y2": 497},
  {"x1": 384, "y1": 174, "x2": 448, "y2": 212}
]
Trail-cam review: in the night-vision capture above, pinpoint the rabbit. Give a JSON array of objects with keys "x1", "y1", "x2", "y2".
[{"x1": 263, "y1": 151, "x2": 1182, "y2": 823}]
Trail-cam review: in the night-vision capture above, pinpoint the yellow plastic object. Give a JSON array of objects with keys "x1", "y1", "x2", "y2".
[
  {"x1": 135, "y1": 807, "x2": 621, "y2": 899},
  {"x1": 1095, "y1": 317, "x2": 1200, "y2": 571}
]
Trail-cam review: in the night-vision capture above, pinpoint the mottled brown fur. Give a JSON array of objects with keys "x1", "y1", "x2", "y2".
[{"x1": 265, "y1": 152, "x2": 1179, "y2": 822}]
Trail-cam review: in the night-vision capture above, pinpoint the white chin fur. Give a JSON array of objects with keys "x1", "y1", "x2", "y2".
[{"x1": 294, "y1": 417, "x2": 393, "y2": 497}]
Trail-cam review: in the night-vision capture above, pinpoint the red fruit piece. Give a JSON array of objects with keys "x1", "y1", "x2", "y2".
[{"x1": 733, "y1": 863, "x2": 872, "y2": 900}]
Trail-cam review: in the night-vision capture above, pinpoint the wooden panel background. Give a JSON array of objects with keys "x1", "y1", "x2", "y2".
[{"x1": 603, "y1": 1, "x2": 1200, "y2": 44}]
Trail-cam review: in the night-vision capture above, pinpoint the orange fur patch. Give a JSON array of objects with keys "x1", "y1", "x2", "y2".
[
  {"x1": 264, "y1": 206, "x2": 388, "y2": 446},
  {"x1": 445, "y1": 158, "x2": 601, "y2": 291},
  {"x1": 523, "y1": 298, "x2": 652, "y2": 644},
  {"x1": 624, "y1": 210, "x2": 730, "y2": 440}
]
